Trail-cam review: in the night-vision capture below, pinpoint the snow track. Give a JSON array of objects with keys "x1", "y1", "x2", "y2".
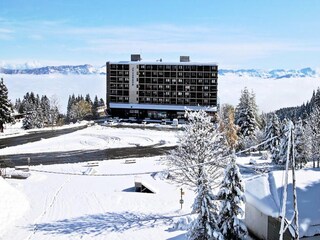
[{"x1": 27, "y1": 176, "x2": 72, "y2": 240}]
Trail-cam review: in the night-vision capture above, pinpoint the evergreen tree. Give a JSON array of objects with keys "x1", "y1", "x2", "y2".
[
  {"x1": 49, "y1": 95, "x2": 60, "y2": 126},
  {"x1": 34, "y1": 94, "x2": 44, "y2": 128},
  {"x1": 67, "y1": 94, "x2": 76, "y2": 122},
  {"x1": 167, "y1": 109, "x2": 229, "y2": 187},
  {"x1": 22, "y1": 92, "x2": 35, "y2": 129},
  {"x1": 306, "y1": 107, "x2": 320, "y2": 168},
  {"x1": 85, "y1": 93, "x2": 92, "y2": 105},
  {"x1": 294, "y1": 118, "x2": 309, "y2": 169},
  {"x1": 99, "y1": 98, "x2": 105, "y2": 107},
  {"x1": 92, "y1": 95, "x2": 100, "y2": 120},
  {"x1": 40, "y1": 95, "x2": 51, "y2": 124},
  {"x1": 0, "y1": 78, "x2": 14, "y2": 132},
  {"x1": 188, "y1": 169, "x2": 222, "y2": 240},
  {"x1": 22, "y1": 112, "x2": 34, "y2": 129},
  {"x1": 276, "y1": 119, "x2": 294, "y2": 165},
  {"x1": 263, "y1": 113, "x2": 281, "y2": 161},
  {"x1": 14, "y1": 98, "x2": 23, "y2": 113},
  {"x1": 216, "y1": 154, "x2": 247, "y2": 240},
  {"x1": 235, "y1": 87, "x2": 259, "y2": 149}
]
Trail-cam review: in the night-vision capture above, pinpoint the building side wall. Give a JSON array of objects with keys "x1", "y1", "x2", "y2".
[{"x1": 245, "y1": 203, "x2": 268, "y2": 240}]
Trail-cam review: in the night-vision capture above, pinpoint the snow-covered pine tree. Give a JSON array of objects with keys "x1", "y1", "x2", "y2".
[
  {"x1": 34, "y1": 94, "x2": 44, "y2": 128},
  {"x1": 188, "y1": 168, "x2": 223, "y2": 240},
  {"x1": 0, "y1": 78, "x2": 14, "y2": 132},
  {"x1": 276, "y1": 118, "x2": 295, "y2": 165},
  {"x1": 216, "y1": 153, "x2": 247, "y2": 240},
  {"x1": 14, "y1": 98, "x2": 23, "y2": 113},
  {"x1": 235, "y1": 87, "x2": 259, "y2": 150},
  {"x1": 250, "y1": 90, "x2": 261, "y2": 127},
  {"x1": 294, "y1": 118, "x2": 309, "y2": 169},
  {"x1": 306, "y1": 107, "x2": 320, "y2": 168},
  {"x1": 49, "y1": 95, "x2": 60, "y2": 126},
  {"x1": 167, "y1": 109, "x2": 229, "y2": 187},
  {"x1": 67, "y1": 94, "x2": 76, "y2": 122},
  {"x1": 40, "y1": 95, "x2": 51, "y2": 125},
  {"x1": 263, "y1": 113, "x2": 281, "y2": 162}
]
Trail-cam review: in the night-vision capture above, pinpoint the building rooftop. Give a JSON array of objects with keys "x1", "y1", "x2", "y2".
[
  {"x1": 245, "y1": 169, "x2": 320, "y2": 238},
  {"x1": 108, "y1": 61, "x2": 218, "y2": 66}
]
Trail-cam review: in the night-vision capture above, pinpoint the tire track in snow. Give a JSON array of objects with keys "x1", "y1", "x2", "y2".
[{"x1": 27, "y1": 176, "x2": 72, "y2": 240}]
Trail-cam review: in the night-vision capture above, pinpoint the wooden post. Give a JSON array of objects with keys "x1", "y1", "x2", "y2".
[{"x1": 180, "y1": 188, "x2": 184, "y2": 210}]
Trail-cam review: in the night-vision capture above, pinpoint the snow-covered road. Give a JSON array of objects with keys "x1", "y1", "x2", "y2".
[{"x1": 0, "y1": 125, "x2": 179, "y2": 155}]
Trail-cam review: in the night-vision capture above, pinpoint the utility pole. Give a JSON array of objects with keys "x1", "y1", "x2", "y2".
[{"x1": 279, "y1": 121, "x2": 299, "y2": 240}]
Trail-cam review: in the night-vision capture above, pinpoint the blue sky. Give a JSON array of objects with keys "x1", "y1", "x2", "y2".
[{"x1": 1, "y1": 0, "x2": 320, "y2": 69}]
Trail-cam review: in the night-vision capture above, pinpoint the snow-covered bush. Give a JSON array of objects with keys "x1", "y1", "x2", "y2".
[
  {"x1": 260, "y1": 151, "x2": 269, "y2": 160},
  {"x1": 170, "y1": 216, "x2": 193, "y2": 231}
]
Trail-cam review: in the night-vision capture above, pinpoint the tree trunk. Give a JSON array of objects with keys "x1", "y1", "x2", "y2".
[{"x1": 0, "y1": 122, "x2": 3, "y2": 133}]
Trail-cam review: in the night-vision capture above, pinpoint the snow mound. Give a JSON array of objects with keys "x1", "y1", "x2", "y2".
[{"x1": 0, "y1": 177, "x2": 29, "y2": 238}]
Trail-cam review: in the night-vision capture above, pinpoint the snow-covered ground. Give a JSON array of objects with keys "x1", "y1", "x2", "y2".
[
  {"x1": 0, "y1": 125, "x2": 187, "y2": 239},
  {"x1": 0, "y1": 120, "x2": 89, "y2": 139},
  {"x1": 0, "y1": 123, "x2": 317, "y2": 239},
  {"x1": 2, "y1": 156, "x2": 195, "y2": 240}
]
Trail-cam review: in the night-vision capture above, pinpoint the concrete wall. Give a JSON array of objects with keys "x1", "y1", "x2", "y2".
[{"x1": 245, "y1": 203, "x2": 268, "y2": 239}]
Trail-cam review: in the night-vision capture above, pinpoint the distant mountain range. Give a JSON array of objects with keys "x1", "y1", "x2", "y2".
[
  {"x1": 0, "y1": 64, "x2": 106, "y2": 75},
  {"x1": 0, "y1": 64, "x2": 318, "y2": 79},
  {"x1": 219, "y1": 67, "x2": 317, "y2": 79}
]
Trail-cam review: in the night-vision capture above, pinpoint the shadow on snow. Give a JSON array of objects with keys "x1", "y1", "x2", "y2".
[{"x1": 27, "y1": 211, "x2": 176, "y2": 236}]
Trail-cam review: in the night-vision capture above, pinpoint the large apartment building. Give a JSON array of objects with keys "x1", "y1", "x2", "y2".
[{"x1": 106, "y1": 55, "x2": 218, "y2": 120}]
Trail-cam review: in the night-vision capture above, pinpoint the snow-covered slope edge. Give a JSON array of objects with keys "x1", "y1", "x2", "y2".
[{"x1": 0, "y1": 177, "x2": 29, "y2": 238}]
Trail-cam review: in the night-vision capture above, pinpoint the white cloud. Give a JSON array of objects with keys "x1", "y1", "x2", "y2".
[
  {"x1": 2, "y1": 19, "x2": 320, "y2": 67},
  {"x1": 0, "y1": 28, "x2": 14, "y2": 40}
]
